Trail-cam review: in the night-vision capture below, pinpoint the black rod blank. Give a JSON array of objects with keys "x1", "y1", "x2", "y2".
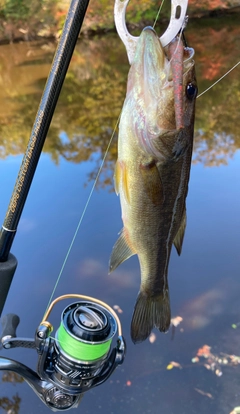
[{"x1": 0, "y1": 0, "x2": 89, "y2": 262}]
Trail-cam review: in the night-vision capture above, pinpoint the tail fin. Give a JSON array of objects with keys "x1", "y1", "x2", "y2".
[{"x1": 130, "y1": 290, "x2": 171, "y2": 344}]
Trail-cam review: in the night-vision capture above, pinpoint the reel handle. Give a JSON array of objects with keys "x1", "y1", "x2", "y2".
[{"x1": 1, "y1": 313, "x2": 19, "y2": 339}]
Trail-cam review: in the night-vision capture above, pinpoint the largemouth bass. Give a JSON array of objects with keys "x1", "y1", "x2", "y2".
[{"x1": 109, "y1": 27, "x2": 197, "y2": 343}]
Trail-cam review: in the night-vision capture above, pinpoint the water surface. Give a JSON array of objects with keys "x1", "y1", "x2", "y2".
[{"x1": 0, "y1": 13, "x2": 240, "y2": 414}]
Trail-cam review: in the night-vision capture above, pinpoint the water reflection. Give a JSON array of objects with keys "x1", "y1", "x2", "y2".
[
  {"x1": 0, "y1": 13, "x2": 240, "y2": 414},
  {"x1": 0, "y1": 372, "x2": 23, "y2": 414},
  {"x1": 0, "y1": 16, "x2": 240, "y2": 175}
]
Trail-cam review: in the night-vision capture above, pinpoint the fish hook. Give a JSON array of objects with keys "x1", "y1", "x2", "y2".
[{"x1": 114, "y1": 0, "x2": 189, "y2": 64}]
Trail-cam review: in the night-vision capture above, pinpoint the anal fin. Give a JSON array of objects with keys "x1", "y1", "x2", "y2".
[{"x1": 109, "y1": 229, "x2": 135, "y2": 273}]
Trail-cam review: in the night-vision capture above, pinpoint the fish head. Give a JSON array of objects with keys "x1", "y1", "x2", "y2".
[{"x1": 126, "y1": 26, "x2": 197, "y2": 158}]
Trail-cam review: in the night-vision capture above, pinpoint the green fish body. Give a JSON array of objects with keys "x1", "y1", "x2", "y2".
[{"x1": 110, "y1": 27, "x2": 197, "y2": 343}]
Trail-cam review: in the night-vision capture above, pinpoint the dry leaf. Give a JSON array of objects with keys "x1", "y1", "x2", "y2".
[
  {"x1": 229, "y1": 355, "x2": 240, "y2": 364},
  {"x1": 169, "y1": 361, "x2": 182, "y2": 369},
  {"x1": 194, "y1": 388, "x2": 213, "y2": 399},
  {"x1": 197, "y1": 345, "x2": 211, "y2": 358},
  {"x1": 113, "y1": 304, "x2": 123, "y2": 314},
  {"x1": 171, "y1": 316, "x2": 183, "y2": 327},
  {"x1": 230, "y1": 408, "x2": 240, "y2": 414},
  {"x1": 149, "y1": 332, "x2": 156, "y2": 343}
]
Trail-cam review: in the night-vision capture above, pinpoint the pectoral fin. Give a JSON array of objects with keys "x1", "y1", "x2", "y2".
[
  {"x1": 109, "y1": 229, "x2": 135, "y2": 273},
  {"x1": 173, "y1": 208, "x2": 186, "y2": 256},
  {"x1": 154, "y1": 129, "x2": 188, "y2": 161},
  {"x1": 114, "y1": 160, "x2": 121, "y2": 195},
  {"x1": 114, "y1": 160, "x2": 130, "y2": 203},
  {"x1": 140, "y1": 161, "x2": 164, "y2": 206}
]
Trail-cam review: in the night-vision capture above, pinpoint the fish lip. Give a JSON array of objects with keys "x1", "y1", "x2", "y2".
[
  {"x1": 138, "y1": 30, "x2": 194, "y2": 81},
  {"x1": 142, "y1": 26, "x2": 156, "y2": 33},
  {"x1": 135, "y1": 27, "x2": 166, "y2": 72}
]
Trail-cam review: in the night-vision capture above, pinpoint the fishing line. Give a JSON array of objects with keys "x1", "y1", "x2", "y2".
[
  {"x1": 44, "y1": 2, "x2": 186, "y2": 313},
  {"x1": 45, "y1": 6, "x2": 239, "y2": 315},
  {"x1": 44, "y1": 293, "x2": 123, "y2": 360},
  {"x1": 44, "y1": 115, "x2": 121, "y2": 315},
  {"x1": 153, "y1": 0, "x2": 165, "y2": 29},
  {"x1": 197, "y1": 60, "x2": 240, "y2": 98},
  {"x1": 44, "y1": 0, "x2": 166, "y2": 313}
]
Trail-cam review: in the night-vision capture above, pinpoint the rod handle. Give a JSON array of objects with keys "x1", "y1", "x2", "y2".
[
  {"x1": 0, "y1": 253, "x2": 18, "y2": 316},
  {"x1": 1, "y1": 313, "x2": 20, "y2": 339}
]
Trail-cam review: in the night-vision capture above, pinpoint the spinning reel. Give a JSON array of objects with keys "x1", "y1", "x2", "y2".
[{"x1": 0, "y1": 294, "x2": 126, "y2": 411}]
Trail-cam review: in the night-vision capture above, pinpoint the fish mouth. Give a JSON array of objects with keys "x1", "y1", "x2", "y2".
[{"x1": 134, "y1": 26, "x2": 194, "y2": 87}]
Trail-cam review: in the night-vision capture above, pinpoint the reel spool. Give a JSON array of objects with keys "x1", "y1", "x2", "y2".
[
  {"x1": 52, "y1": 301, "x2": 118, "y2": 388},
  {"x1": 0, "y1": 294, "x2": 126, "y2": 411}
]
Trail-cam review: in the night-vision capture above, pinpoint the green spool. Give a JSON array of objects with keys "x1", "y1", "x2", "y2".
[{"x1": 57, "y1": 322, "x2": 112, "y2": 361}]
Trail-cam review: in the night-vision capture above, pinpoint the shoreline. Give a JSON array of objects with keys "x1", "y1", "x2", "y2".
[{"x1": 0, "y1": 5, "x2": 239, "y2": 45}]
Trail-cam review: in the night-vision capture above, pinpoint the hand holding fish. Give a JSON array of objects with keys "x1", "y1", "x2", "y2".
[{"x1": 110, "y1": 0, "x2": 197, "y2": 344}]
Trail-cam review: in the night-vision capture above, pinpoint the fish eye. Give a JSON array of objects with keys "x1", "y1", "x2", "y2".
[{"x1": 186, "y1": 83, "x2": 198, "y2": 100}]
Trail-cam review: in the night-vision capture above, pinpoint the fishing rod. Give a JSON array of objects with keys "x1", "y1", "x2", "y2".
[
  {"x1": 0, "y1": 0, "x2": 91, "y2": 311},
  {"x1": 0, "y1": 0, "x2": 126, "y2": 410}
]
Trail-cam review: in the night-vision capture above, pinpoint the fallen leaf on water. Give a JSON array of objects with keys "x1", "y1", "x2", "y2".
[
  {"x1": 215, "y1": 369, "x2": 222, "y2": 377},
  {"x1": 113, "y1": 304, "x2": 123, "y2": 314},
  {"x1": 194, "y1": 388, "x2": 213, "y2": 399},
  {"x1": 126, "y1": 380, "x2": 131, "y2": 386},
  {"x1": 191, "y1": 357, "x2": 199, "y2": 363},
  {"x1": 166, "y1": 361, "x2": 182, "y2": 370},
  {"x1": 170, "y1": 361, "x2": 182, "y2": 369},
  {"x1": 230, "y1": 407, "x2": 240, "y2": 414},
  {"x1": 197, "y1": 344, "x2": 212, "y2": 358},
  {"x1": 229, "y1": 355, "x2": 240, "y2": 364},
  {"x1": 149, "y1": 332, "x2": 156, "y2": 343},
  {"x1": 171, "y1": 316, "x2": 183, "y2": 327}
]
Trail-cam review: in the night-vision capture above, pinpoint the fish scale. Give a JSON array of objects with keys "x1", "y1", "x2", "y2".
[{"x1": 110, "y1": 27, "x2": 197, "y2": 343}]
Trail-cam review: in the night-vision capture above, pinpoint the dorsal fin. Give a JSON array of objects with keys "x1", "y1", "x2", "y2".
[{"x1": 173, "y1": 208, "x2": 187, "y2": 256}]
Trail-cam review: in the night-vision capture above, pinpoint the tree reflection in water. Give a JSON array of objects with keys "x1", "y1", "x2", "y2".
[
  {"x1": 0, "y1": 16, "x2": 239, "y2": 180},
  {"x1": 0, "y1": 372, "x2": 23, "y2": 414}
]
